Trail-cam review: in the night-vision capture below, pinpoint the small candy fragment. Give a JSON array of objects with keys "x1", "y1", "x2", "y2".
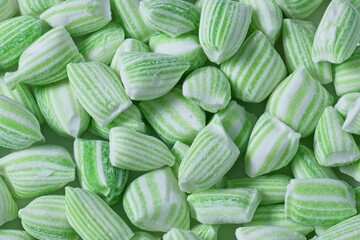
[
  {"x1": 191, "y1": 225, "x2": 218, "y2": 240},
  {"x1": 188, "y1": 188, "x2": 261, "y2": 224},
  {"x1": 342, "y1": 98, "x2": 360, "y2": 135},
  {"x1": 123, "y1": 167, "x2": 190, "y2": 232},
  {"x1": 335, "y1": 93, "x2": 360, "y2": 117},
  {"x1": 0, "y1": 95, "x2": 44, "y2": 150},
  {"x1": 199, "y1": 0, "x2": 252, "y2": 64},
  {"x1": 0, "y1": 0, "x2": 18, "y2": 22},
  {"x1": 67, "y1": 62, "x2": 131, "y2": 127},
  {"x1": 4, "y1": 27, "x2": 84, "y2": 89},
  {"x1": 171, "y1": 141, "x2": 190, "y2": 178},
  {"x1": 226, "y1": 174, "x2": 291, "y2": 205},
  {"x1": 65, "y1": 187, "x2": 134, "y2": 240},
  {"x1": 182, "y1": 66, "x2": 231, "y2": 113},
  {"x1": 0, "y1": 177, "x2": 17, "y2": 226},
  {"x1": 163, "y1": 228, "x2": 202, "y2": 240},
  {"x1": 285, "y1": 178, "x2": 357, "y2": 225},
  {"x1": 18, "y1": 0, "x2": 63, "y2": 16},
  {"x1": 312, "y1": 0, "x2": 360, "y2": 64},
  {"x1": 34, "y1": 80, "x2": 90, "y2": 138},
  {"x1": 40, "y1": 0, "x2": 111, "y2": 37},
  {"x1": 131, "y1": 232, "x2": 160, "y2": 240},
  {"x1": 245, "y1": 113, "x2": 300, "y2": 178},
  {"x1": 275, "y1": 0, "x2": 323, "y2": 19},
  {"x1": 235, "y1": 226, "x2": 306, "y2": 240},
  {"x1": 138, "y1": 88, "x2": 205, "y2": 145},
  {"x1": 118, "y1": 52, "x2": 189, "y2": 100},
  {"x1": 19, "y1": 195, "x2": 78, "y2": 240},
  {"x1": 0, "y1": 145, "x2": 75, "y2": 198},
  {"x1": 221, "y1": 31, "x2": 286, "y2": 103},
  {"x1": 314, "y1": 106, "x2": 360, "y2": 166},
  {"x1": 0, "y1": 230, "x2": 34, "y2": 240}
]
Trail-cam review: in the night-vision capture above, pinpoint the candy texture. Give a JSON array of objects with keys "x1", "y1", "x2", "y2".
[
  {"x1": 342, "y1": 98, "x2": 360, "y2": 135},
  {"x1": 314, "y1": 215, "x2": 360, "y2": 240},
  {"x1": 163, "y1": 229, "x2": 202, "y2": 240},
  {"x1": 275, "y1": 0, "x2": 323, "y2": 19},
  {"x1": 335, "y1": 93, "x2": 360, "y2": 117},
  {"x1": 235, "y1": 226, "x2": 306, "y2": 240},
  {"x1": 0, "y1": 177, "x2": 17, "y2": 226},
  {"x1": 18, "y1": 0, "x2": 63, "y2": 16},
  {"x1": 339, "y1": 158, "x2": 360, "y2": 182},
  {"x1": 191, "y1": 225, "x2": 218, "y2": 240},
  {"x1": 131, "y1": 232, "x2": 160, "y2": 240},
  {"x1": 0, "y1": 0, "x2": 18, "y2": 21},
  {"x1": 0, "y1": 230, "x2": 34, "y2": 240},
  {"x1": 171, "y1": 141, "x2": 190, "y2": 178}
]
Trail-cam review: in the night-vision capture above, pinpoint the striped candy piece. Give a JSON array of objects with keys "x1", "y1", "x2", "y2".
[
  {"x1": 314, "y1": 106, "x2": 360, "y2": 166},
  {"x1": 0, "y1": 145, "x2": 75, "y2": 199},
  {"x1": 282, "y1": 19, "x2": 332, "y2": 84},
  {"x1": 131, "y1": 232, "x2": 160, "y2": 240},
  {"x1": 40, "y1": 0, "x2": 111, "y2": 37},
  {"x1": 291, "y1": 145, "x2": 337, "y2": 179},
  {"x1": 171, "y1": 141, "x2": 190, "y2": 178},
  {"x1": 187, "y1": 188, "x2": 261, "y2": 224},
  {"x1": 109, "y1": 127, "x2": 174, "y2": 171},
  {"x1": 350, "y1": 0, "x2": 360, "y2": 11},
  {"x1": 138, "y1": 88, "x2": 206, "y2": 145},
  {"x1": 335, "y1": 93, "x2": 360, "y2": 117},
  {"x1": 0, "y1": 94, "x2": 43, "y2": 150},
  {"x1": 77, "y1": 23, "x2": 125, "y2": 65},
  {"x1": 118, "y1": 52, "x2": 189, "y2": 100},
  {"x1": 285, "y1": 178, "x2": 357, "y2": 225},
  {"x1": 182, "y1": 66, "x2": 231, "y2": 113},
  {"x1": 355, "y1": 187, "x2": 360, "y2": 212},
  {"x1": 245, "y1": 113, "x2": 300, "y2": 178},
  {"x1": 0, "y1": 16, "x2": 44, "y2": 70},
  {"x1": 163, "y1": 229, "x2": 202, "y2": 240},
  {"x1": 18, "y1": 0, "x2": 63, "y2": 16},
  {"x1": 226, "y1": 174, "x2": 291, "y2": 205},
  {"x1": 312, "y1": 0, "x2": 360, "y2": 64},
  {"x1": 339, "y1": 158, "x2": 360, "y2": 182},
  {"x1": 275, "y1": 0, "x2": 323, "y2": 19},
  {"x1": 235, "y1": 226, "x2": 306, "y2": 240},
  {"x1": 0, "y1": 177, "x2": 17, "y2": 226},
  {"x1": 19, "y1": 195, "x2": 78, "y2": 240},
  {"x1": 178, "y1": 116, "x2": 240, "y2": 193},
  {"x1": 4, "y1": 27, "x2": 84, "y2": 89},
  {"x1": 314, "y1": 215, "x2": 360, "y2": 240},
  {"x1": 67, "y1": 62, "x2": 131, "y2": 127},
  {"x1": 199, "y1": 0, "x2": 251, "y2": 64},
  {"x1": 342, "y1": 97, "x2": 360, "y2": 135},
  {"x1": 314, "y1": 225, "x2": 333, "y2": 237},
  {"x1": 0, "y1": 230, "x2": 34, "y2": 240},
  {"x1": 0, "y1": 0, "x2": 18, "y2": 22},
  {"x1": 74, "y1": 139, "x2": 128, "y2": 205},
  {"x1": 191, "y1": 225, "x2": 218, "y2": 240},
  {"x1": 139, "y1": 0, "x2": 200, "y2": 38},
  {"x1": 123, "y1": 167, "x2": 190, "y2": 232},
  {"x1": 221, "y1": 30, "x2": 286, "y2": 103},
  {"x1": 266, "y1": 66, "x2": 333, "y2": 137},
  {"x1": 66, "y1": 187, "x2": 133, "y2": 240},
  {"x1": 34, "y1": 80, "x2": 90, "y2": 138}
]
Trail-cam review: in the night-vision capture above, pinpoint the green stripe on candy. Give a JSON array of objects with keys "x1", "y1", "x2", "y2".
[
  {"x1": 313, "y1": 215, "x2": 360, "y2": 240},
  {"x1": 314, "y1": 225, "x2": 332, "y2": 237},
  {"x1": 0, "y1": 0, "x2": 18, "y2": 22},
  {"x1": 342, "y1": 97, "x2": 360, "y2": 135},
  {"x1": 275, "y1": 0, "x2": 323, "y2": 19},
  {"x1": 235, "y1": 226, "x2": 306, "y2": 240},
  {"x1": 191, "y1": 224, "x2": 218, "y2": 240},
  {"x1": 0, "y1": 230, "x2": 34, "y2": 240},
  {"x1": 339, "y1": 158, "x2": 360, "y2": 183},
  {"x1": 171, "y1": 141, "x2": 190, "y2": 178},
  {"x1": 355, "y1": 187, "x2": 360, "y2": 212},
  {"x1": 131, "y1": 232, "x2": 160, "y2": 240},
  {"x1": 18, "y1": 0, "x2": 63, "y2": 16},
  {"x1": 163, "y1": 228, "x2": 202, "y2": 240},
  {"x1": 350, "y1": 0, "x2": 360, "y2": 12},
  {"x1": 0, "y1": 177, "x2": 17, "y2": 226},
  {"x1": 335, "y1": 93, "x2": 360, "y2": 117}
]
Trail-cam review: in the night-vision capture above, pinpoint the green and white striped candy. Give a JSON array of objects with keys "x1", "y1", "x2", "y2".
[
  {"x1": 0, "y1": 0, "x2": 18, "y2": 22},
  {"x1": 235, "y1": 226, "x2": 306, "y2": 240},
  {"x1": 118, "y1": 52, "x2": 189, "y2": 100},
  {"x1": 282, "y1": 19, "x2": 332, "y2": 84},
  {"x1": 182, "y1": 66, "x2": 231, "y2": 113},
  {"x1": 275, "y1": 0, "x2": 323, "y2": 19},
  {"x1": 0, "y1": 16, "x2": 44, "y2": 70},
  {"x1": 221, "y1": 30, "x2": 286, "y2": 103},
  {"x1": 178, "y1": 116, "x2": 240, "y2": 193},
  {"x1": 245, "y1": 113, "x2": 300, "y2": 178},
  {"x1": 19, "y1": 195, "x2": 78, "y2": 240},
  {"x1": 226, "y1": 175, "x2": 291, "y2": 205},
  {"x1": 314, "y1": 106, "x2": 360, "y2": 166},
  {"x1": 131, "y1": 232, "x2": 160, "y2": 240},
  {"x1": 191, "y1": 225, "x2": 218, "y2": 240},
  {"x1": 163, "y1": 229, "x2": 202, "y2": 240},
  {"x1": 355, "y1": 187, "x2": 360, "y2": 212},
  {"x1": 67, "y1": 62, "x2": 131, "y2": 127},
  {"x1": 266, "y1": 66, "x2": 333, "y2": 137},
  {"x1": 138, "y1": 88, "x2": 205, "y2": 145},
  {"x1": 0, "y1": 145, "x2": 75, "y2": 199},
  {"x1": 4, "y1": 27, "x2": 84, "y2": 89},
  {"x1": 339, "y1": 157, "x2": 360, "y2": 182},
  {"x1": 18, "y1": 0, "x2": 63, "y2": 16},
  {"x1": 139, "y1": 0, "x2": 200, "y2": 38},
  {"x1": 171, "y1": 141, "x2": 190, "y2": 178},
  {"x1": 65, "y1": 187, "x2": 134, "y2": 240},
  {"x1": 187, "y1": 188, "x2": 261, "y2": 224},
  {"x1": 351, "y1": 0, "x2": 360, "y2": 11},
  {"x1": 0, "y1": 230, "x2": 34, "y2": 240},
  {"x1": 0, "y1": 177, "x2": 17, "y2": 226},
  {"x1": 77, "y1": 23, "x2": 125, "y2": 65},
  {"x1": 34, "y1": 80, "x2": 90, "y2": 138},
  {"x1": 74, "y1": 139, "x2": 128, "y2": 205},
  {"x1": 312, "y1": 0, "x2": 360, "y2": 64},
  {"x1": 199, "y1": 0, "x2": 252, "y2": 64},
  {"x1": 109, "y1": 127, "x2": 174, "y2": 171},
  {"x1": 0, "y1": 95, "x2": 43, "y2": 150},
  {"x1": 123, "y1": 167, "x2": 190, "y2": 232},
  {"x1": 335, "y1": 93, "x2": 360, "y2": 117},
  {"x1": 314, "y1": 225, "x2": 333, "y2": 237},
  {"x1": 291, "y1": 145, "x2": 337, "y2": 179},
  {"x1": 285, "y1": 178, "x2": 357, "y2": 225},
  {"x1": 40, "y1": 0, "x2": 111, "y2": 37},
  {"x1": 342, "y1": 98, "x2": 360, "y2": 135}
]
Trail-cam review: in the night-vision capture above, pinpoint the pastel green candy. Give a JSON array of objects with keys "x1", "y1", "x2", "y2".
[
  {"x1": 138, "y1": 88, "x2": 206, "y2": 145},
  {"x1": 226, "y1": 174, "x2": 291, "y2": 205},
  {"x1": 245, "y1": 113, "x2": 300, "y2": 178},
  {"x1": 65, "y1": 187, "x2": 134, "y2": 240},
  {"x1": 334, "y1": 93, "x2": 360, "y2": 117},
  {"x1": 34, "y1": 80, "x2": 90, "y2": 138},
  {"x1": 131, "y1": 232, "x2": 160, "y2": 240},
  {"x1": 314, "y1": 106, "x2": 360, "y2": 166},
  {"x1": 178, "y1": 116, "x2": 240, "y2": 193},
  {"x1": 0, "y1": 95, "x2": 44, "y2": 150},
  {"x1": 0, "y1": 177, "x2": 17, "y2": 226},
  {"x1": 312, "y1": 0, "x2": 360, "y2": 64},
  {"x1": 199, "y1": 0, "x2": 252, "y2": 64},
  {"x1": 282, "y1": 19, "x2": 332, "y2": 84},
  {"x1": 4, "y1": 27, "x2": 84, "y2": 89},
  {"x1": 355, "y1": 187, "x2": 360, "y2": 212},
  {"x1": 67, "y1": 62, "x2": 131, "y2": 127},
  {"x1": 275, "y1": 0, "x2": 323, "y2": 19},
  {"x1": 163, "y1": 228, "x2": 202, "y2": 240},
  {"x1": 123, "y1": 167, "x2": 190, "y2": 232},
  {"x1": 0, "y1": 230, "x2": 34, "y2": 240},
  {"x1": 118, "y1": 52, "x2": 189, "y2": 100},
  {"x1": 285, "y1": 178, "x2": 357, "y2": 225},
  {"x1": 342, "y1": 98, "x2": 360, "y2": 135},
  {"x1": 191, "y1": 224, "x2": 218, "y2": 240},
  {"x1": 314, "y1": 225, "x2": 332, "y2": 236},
  {"x1": 40, "y1": 0, "x2": 111, "y2": 37},
  {"x1": 18, "y1": 0, "x2": 63, "y2": 16},
  {"x1": 266, "y1": 66, "x2": 333, "y2": 137},
  {"x1": 235, "y1": 226, "x2": 306, "y2": 240},
  {"x1": 339, "y1": 158, "x2": 360, "y2": 182},
  {"x1": 221, "y1": 31, "x2": 286, "y2": 103},
  {"x1": 195, "y1": 0, "x2": 203, "y2": 8},
  {"x1": 171, "y1": 141, "x2": 190, "y2": 178},
  {"x1": 77, "y1": 23, "x2": 125, "y2": 65},
  {"x1": 350, "y1": 0, "x2": 360, "y2": 12},
  {"x1": 19, "y1": 195, "x2": 78, "y2": 240},
  {"x1": 0, "y1": 0, "x2": 18, "y2": 22}
]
